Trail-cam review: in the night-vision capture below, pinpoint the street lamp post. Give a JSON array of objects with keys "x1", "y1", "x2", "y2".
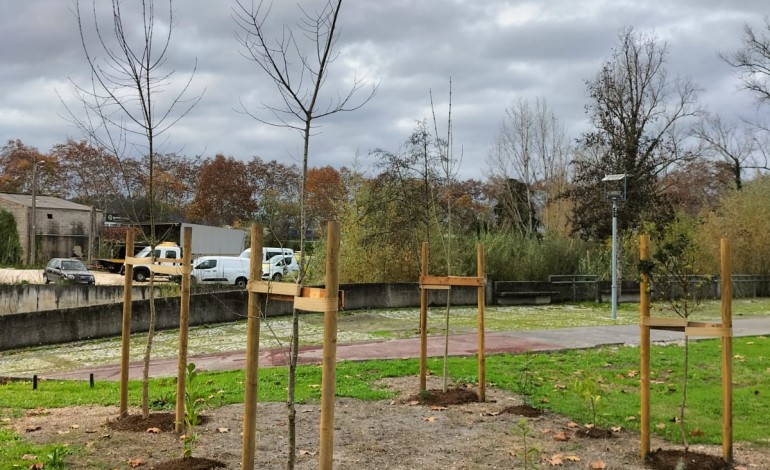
[
  {"x1": 601, "y1": 174, "x2": 628, "y2": 320},
  {"x1": 30, "y1": 159, "x2": 38, "y2": 265}
]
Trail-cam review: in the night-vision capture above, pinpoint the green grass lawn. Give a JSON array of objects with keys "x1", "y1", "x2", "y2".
[
  {"x1": 2, "y1": 335, "x2": 768, "y2": 460},
  {"x1": 2, "y1": 299, "x2": 769, "y2": 467}
]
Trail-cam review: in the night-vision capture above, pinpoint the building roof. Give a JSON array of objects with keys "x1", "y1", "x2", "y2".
[{"x1": 0, "y1": 193, "x2": 98, "y2": 211}]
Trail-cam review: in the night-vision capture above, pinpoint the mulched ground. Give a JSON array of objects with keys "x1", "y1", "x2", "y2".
[{"x1": 645, "y1": 448, "x2": 731, "y2": 470}]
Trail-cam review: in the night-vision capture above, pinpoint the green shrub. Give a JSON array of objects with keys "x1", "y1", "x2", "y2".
[{"x1": 0, "y1": 209, "x2": 22, "y2": 266}]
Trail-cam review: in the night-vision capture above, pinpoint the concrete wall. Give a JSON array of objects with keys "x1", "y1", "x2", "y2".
[
  {"x1": 0, "y1": 281, "x2": 489, "y2": 351},
  {"x1": 0, "y1": 284, "x2": 170, "y2": 316}
]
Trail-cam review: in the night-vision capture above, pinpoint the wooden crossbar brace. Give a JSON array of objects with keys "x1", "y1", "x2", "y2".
[
  {"x1": 419, "y1": 275, "x2": 485, "y2": 288},
  {"x1": 247, "y1": 280, "x2": 344, "y2": 312}
]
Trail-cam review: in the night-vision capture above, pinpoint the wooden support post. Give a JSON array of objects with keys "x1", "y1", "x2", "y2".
[
  {"x1": 721, "y1": 238, "x2": 733, "y2": 463},
  {"x1": 241, "y1": 224, "x2": 263, "y2": 470},
  {"x1": 319, "y1": 221, "x2": 341, "y2": 470},
  {"x1": 477, "y1": 243, "x2": 486, "y2": 402},
  {"x1": 119, "y1": 230, "x2": 134, "y2": 418},
  {"x1": 419, "y1": 242, "x2": 429, "y2": 392},
  {"x1": 639, "y1": 234, "x2": 651, "y2": 458},
  {"x1": 174, "y1": 227, "x2": 192, "y2": 433}
]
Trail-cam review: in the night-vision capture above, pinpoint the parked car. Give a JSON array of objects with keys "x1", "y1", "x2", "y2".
[
  {"x1": 191, "y1": 256, "x2": 250, "y2": 287},
  {"x1": 44, "y1": 258, "x2": 95, "y2": 285}
]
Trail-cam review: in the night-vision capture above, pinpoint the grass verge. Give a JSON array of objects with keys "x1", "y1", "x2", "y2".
[{"x1": 2, "y1": 335, "x2": 769, "y2": 455}]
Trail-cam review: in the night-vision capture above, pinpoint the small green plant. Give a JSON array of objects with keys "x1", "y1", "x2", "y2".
[
  {"x1": 45, "y1": 446, "x2": 69, "y2": 469},
  {"x1": 514, "y1": 353, "x2": 536, "y2": 403},
  {"x1": 513, "y1": 418, "x2": 540, "y2": 469},
  {"x1": 181, "y1": 362, "x2": 203, "y2": 459},
  {"x1": 572, "y1": 369, "x2": 603, "y2": 426}
]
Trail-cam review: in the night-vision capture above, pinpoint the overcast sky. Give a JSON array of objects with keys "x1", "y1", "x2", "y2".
[{"x1": 1, "y1": 1, "x2": 768, "y2": 180}]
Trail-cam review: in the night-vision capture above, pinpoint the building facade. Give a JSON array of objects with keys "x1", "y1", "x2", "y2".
[{"x1": 0, "y1": 193, "x2": 103, "y2": 265}]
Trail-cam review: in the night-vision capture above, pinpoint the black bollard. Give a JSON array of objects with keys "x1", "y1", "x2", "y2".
[
  {"x1": 33, "y1": 374, "x2": 37, "y2": 390},
  {"x1": 90, "y1": 373, "x2": 94, "y2": 388}
]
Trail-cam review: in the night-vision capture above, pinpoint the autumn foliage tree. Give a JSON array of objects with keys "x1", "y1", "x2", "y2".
[
  {"x1": 187, "y1": 154, "x2": 256, "y2": 226},
  {"x1": 0, "y1": 139, "x2": 65, "y2": 197}
]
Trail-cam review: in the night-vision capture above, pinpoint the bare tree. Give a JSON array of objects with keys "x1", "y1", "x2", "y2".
[
  {"x1": 723, "y1": 16, "x2": 770, "y2": 105},
  {"x1": 233, "y1": 1, "x2": 376, "y2": 467},
  {"x1": 64, "y1": 0, "x2": 201, "y2": 418},
  {"x1": 691, "y1": 113, "x2": 759, "y2": 190},
  {"x1": 487, "y1": 97, "x2": 570, "y2": 236}
]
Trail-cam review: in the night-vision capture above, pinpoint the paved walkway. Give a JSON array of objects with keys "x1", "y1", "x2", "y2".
[{"x1": 41, "y1": 317, "x2": 770, "y2": 381}]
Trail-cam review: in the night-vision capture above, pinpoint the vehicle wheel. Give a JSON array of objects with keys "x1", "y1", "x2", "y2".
[
  {"x1": 272, "y1": 273, "x2": 283, "y2": 282},
  {"x1": 134, "y1": 270, "x2": 148, "y2": 282},
  {"x1": 44, "y1": 274, "x2": 50, "y2": 284},
  {"x1": 235, "y1": 277, "x2": 247, "y2": 288}
]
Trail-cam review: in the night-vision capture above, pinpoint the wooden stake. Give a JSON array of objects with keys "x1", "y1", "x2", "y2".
[
  {"x1": 721, "y1": 238, "x2": 733, "y2": 463},
  {"x1": 319, "y1": 221, "x2": 341, "y2": 470},
  {"x1": 639, "y1": 234, "x2": 651, "y2": 458},
  {"x1": 119, "y1": 230, "x2": 134, "y2": 418},
  {"x1": 241, "y1": 224, "x2": 263, "y2": 470},
  {"x1": 419, "y1": 242, "x2": 429, "y2": 392},
  {"x1": 174, "y1": 227, "x2": 192, "y2": 432},
  {"x1": 477, "y1": 243, "x2": 486, "y2": 402}
]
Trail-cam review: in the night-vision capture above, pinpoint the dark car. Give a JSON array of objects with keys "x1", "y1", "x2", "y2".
[{"x1": 44, "y1": 258, "x2": 95, "y2": 285}]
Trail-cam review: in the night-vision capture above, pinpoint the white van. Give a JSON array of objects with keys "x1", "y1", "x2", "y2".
[
  {"x1": 262, "y1": 254, "x2": 300, "y2": 281},
  {"x1": 239, "y1": 247, "x2": 295, "y2": 263},
  {"x1": 191, "y1": 256, "x2": 250, "y2": 287}
]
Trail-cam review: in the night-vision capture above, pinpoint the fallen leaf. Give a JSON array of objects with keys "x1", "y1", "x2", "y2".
[
  {"x1": 28, "y1": 463, "x2": 45, "y2": 470},
  {"x1": 625, "y1": 416, "x2": 637, "y2": 421},
  {"x1": 21, "y1": 455, "x2": 37, "y2": 461},
  {"x1": 481, "y1": 410, "x2": 500, "y2": 416},
  {"x1": 611, "y1": 426, "x2": 622, "y2": 433},
  {"x1": 546, "y1": 454, "x2": 563, "y2": 466},
  {"x1": 539, "y1": 397, "x2": 550, "y2": 404},
  {"x1": 615, "y1": 374, "x2": 625, "y2": 379},
  {"x1": 656, "y1": 422, "x2": 666, "y2": 430},
  {"x1": 308, "y1": 384, "x2": 320, "y2": 389},
  {"x1": 689, "y1": 428, "x2": 704, "y2": 437},
  {"x1": 146, "y1": 427, "x2": 161, "y2": 434},
  {"x1": 1, "y1": 417, "x2": 10, "y2": 423},
  {"x1": 554, "y1": 383, "x2": 567, "y2": 390},
  {"x1": 423, "y1": 416, "x2": 437, "y2": 423},
  {"x1": 431, "y1": 406, "x2": 448, "y2": 411},
  {"x1": 566, "y1": 421, "x2": 579, "y2": 428},
  {"x1": 25, "y1": 407, "x2": 49, "y2": 417},
  {"x1": 299, "y1": 449, "x2": 317, "y2": 456},
  {"x1": 734, "y1": 466, "x2": 747, "y2": 470},
  {"x1": 70, "y1": 424, "x2": 80, "y2": 429},
  {"x1": 565, "y1": 455, "x2": 580, "y2": 462},
  {"x1": 25, "y1": 425, "x2": 41, "y2": 433},
  {"x1": 408, "y1": 400, "x2": 419, "y2": 406},
  {"x1": 541, "y1": 428, "x2": 553, "y2": 434},
  {"x1": 584, "y1": 423, "x2": 594, "y2": 429},
  {"x1": 552, "y1": 431, "x2": 570, "y2": 442},
  {"x1": 217, "y1": 427, "x2": 230, "y2": 433},
  {"x1": 590, "y1": 459, "x2": 606, "y2": 469},
  {"x1": 627, "y1": 370, "x2": 639, "y2": 378},
  {"x1": 128, "y1": 458, "x2": 145, "y2": 467}
]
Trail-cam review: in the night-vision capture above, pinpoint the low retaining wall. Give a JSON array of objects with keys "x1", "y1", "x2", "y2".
[
  {"x1": 0, "y1": 284, "x2": 170, "y2": 315},
  {"x1": 0, "y1": 282, "x2": 488, "y2": 351}
]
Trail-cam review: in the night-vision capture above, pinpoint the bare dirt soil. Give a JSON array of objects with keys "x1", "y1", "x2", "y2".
[{"x1": 10, "y1": 376, "x2": 770, "y2": 469}]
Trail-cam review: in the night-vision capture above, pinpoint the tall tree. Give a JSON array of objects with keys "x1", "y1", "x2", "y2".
[
  {"x1": 66, "y1": 0, "x2": 201, "y2": 419},
  {"x1": 234, "y1": 1, "x2": 376, "y2": 466},
  {"x1": 187, "y1": 154, "x2": 256, "y2": 226},
  {"x1": 371, "y1": 119, "x2": 440, "y2": 244},
  {"x1": 723, "y1": 16, "x2": 770, "y2": 106},
  {"x1": 0, "y1": 140, "x2": 65, "y2": 197},
  {"x1": 569, "y1": 27, "x2": 700, "y2": 240},
  {"x1": 487, "y1": 97, "x2": 569, "y2": 236},
  {"x1": 691, "y1": 114, "x2": 758, "y2": 190}
]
